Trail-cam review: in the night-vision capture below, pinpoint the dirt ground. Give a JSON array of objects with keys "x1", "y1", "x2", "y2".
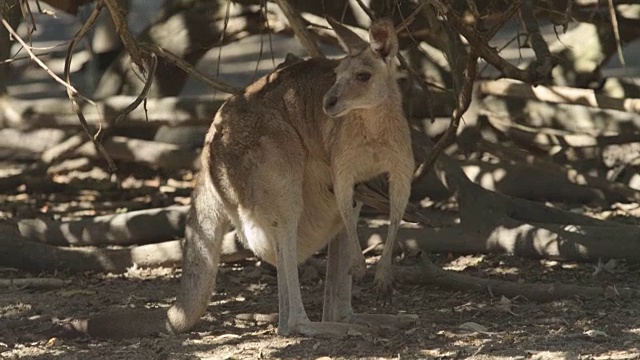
[
  {"x1": 2, "y1": 231, "x2": 640, "y2": 359},
  {"x1": 1, "y1": 162, "x2": 640, "y2": 360}
]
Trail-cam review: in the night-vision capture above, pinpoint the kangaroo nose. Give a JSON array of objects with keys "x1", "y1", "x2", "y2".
[{"x1": 324, "y1": 95, "x2": 338, "y2": 109}]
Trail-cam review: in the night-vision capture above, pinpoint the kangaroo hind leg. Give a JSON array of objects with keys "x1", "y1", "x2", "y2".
[
  {"x1": 243, "y1": 159, "x2": 368, "y2": 338},
  {"x1": 323, "y1": 228, "x2": 417, "y2": 330}
]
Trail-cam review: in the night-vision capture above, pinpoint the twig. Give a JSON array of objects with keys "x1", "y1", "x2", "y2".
[
  {"x1": 64, "y1": 3, "x2": 117, "y2": 172},
  {"x1": 113, "y1": 52, "x2": 157, "y2": 125},
  {"x1": 606, "y1": 0, "x2": 625, "y2": 66},
  {"x1": 486, "y1": 0, "x2": 525, "y2": 39},
  {"x1": 427, "y1": 0, "x2": 539, "y2": 84},
  {"x1": 354, "y1": 0, "x2": 375, "y2": 22},
  {"x1": 275, "y1": 0, "x2": 323, "y2": 58},
  {"x1": 412, "y1": 49, "x2": 478, "y2": 185},
  {"x1": 520, "y1": 0, "x2": 554, "y2": 81},
  {"x1": 262, "y1": 0, "x2": 277, "y2": 70},
  {"x1": 0, "y1": 19, "x2": 94, "y2": 105},
  {"x1": 18, "y1": 0, "x2": 37, "y2": 35},
  {"x1": 103, "y1": 0, "x2": 145, "y2": 72},
  {"x1": 394, "y1": 2, "x2": 427, "y2": 33},
  {"x1": 140, "y1": 43, "x2": 240, "y2": 94}
]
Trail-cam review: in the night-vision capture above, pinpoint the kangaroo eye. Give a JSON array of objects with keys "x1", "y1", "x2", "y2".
[{"x1": 356, "y1": 72, "x2": 371, "y2": 82}]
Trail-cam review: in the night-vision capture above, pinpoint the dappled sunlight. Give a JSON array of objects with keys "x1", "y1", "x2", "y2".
[{"x1": 2, "y1": 0, "x2": 640, "y2": 357}]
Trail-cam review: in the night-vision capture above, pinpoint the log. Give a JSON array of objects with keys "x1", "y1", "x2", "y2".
[
  {"x1": 74, "y1": 133, "x2": 605, "y2": 204},
  {"x1": 459, "y1": 159, "x2": 602, "y2": 204},
  {"x1": 361, "y1": 216, "x2": 640, "y2": 263},
  {"x1": 17, "y1": 206, "x2": 189, "y2": 246},
  {"x1": 461, "y1": 130, "x2": 640, "y2": 203},
  {"x1": 396, "y1": 257, "x2": 640, "y2": 302},
  {"x1": 0, "y1": 128, "x2": 67, "y2": 155},
  {"x1": 0, "y1": 96, "x2": 223, "y2": 129},
  {"x1": 478, "y1": 79, "x2": 640, "y2": 114},
  {"x1": 1, "y1": 222, "x2": 252, "y2": 274},
  {"x1": 0, "y1": 278, "x2": 70, "y2": 289},
  {"x1": 75, "y1": 136, "x2": 200, "y2": 171}
]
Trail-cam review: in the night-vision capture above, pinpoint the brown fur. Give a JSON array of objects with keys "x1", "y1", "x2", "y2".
[{"x1": 70, "y1": 18, "x2": 415, "y2": 339}]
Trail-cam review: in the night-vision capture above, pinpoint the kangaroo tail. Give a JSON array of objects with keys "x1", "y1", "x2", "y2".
[{"x1": 62, "y1": 169, "x2": 229, "y2": 339}]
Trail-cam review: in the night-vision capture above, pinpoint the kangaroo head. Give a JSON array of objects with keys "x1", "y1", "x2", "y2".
[{"x1": 323, "y1": 18, "x2": 399, "y2": 118}]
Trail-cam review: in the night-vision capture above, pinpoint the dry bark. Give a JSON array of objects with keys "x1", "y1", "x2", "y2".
[
  {"x1": 0, "y1": 278, "x2": 70, "y2": 289},
  {"x1": 17, "y1": 206, "x2": 189, "y2": 246},
  {"x1": 405, "y1": 130, "x2": 640, "y2": 263},
  {"x1": 362, "y1": 218, "x2": 640, "y2": 263},
  {"x1": 75, "y1": 136, "x2": 200, "y2": 171},
  {"x1": 94, "y1": 1, "x2": 268, "y2": 98},
  {"x1": 479, "y1": 79, "x2": 640, "y2": 113},
  {"x1": 396, "y1": 257, "x2": 640, "y2": 302},
  {"x1": 2, "y1": 221, "x2": 251, "y2": 274},
  {"x1": 0, "y1": 96, "x2": 224, "y2": 129},
  {"x1": 0, "y1": 128, "x2": 67, "y2": 156}
]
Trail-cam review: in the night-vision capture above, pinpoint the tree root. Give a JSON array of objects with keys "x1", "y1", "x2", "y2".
[
  {"x1": 396, "y1": 256, "x2": 639, "y2": 302},
  {"x1": 17, "y1": 206, "x2": 189, "y2": 246}
]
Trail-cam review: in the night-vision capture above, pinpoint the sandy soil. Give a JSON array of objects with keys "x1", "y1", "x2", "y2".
[{"x1": 2, "y1": 246, "x2": 640, "y2": 359}]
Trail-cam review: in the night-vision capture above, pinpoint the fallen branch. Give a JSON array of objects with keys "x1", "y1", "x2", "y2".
[
  {"x1": 18, "y1": 206, "x2": 189, "y2": 246},
  {"x1": 2, "y1": 222, "x2": 252, "y2": 274},
  {"x1": 361, "y1": 214, "x2": 640, "y2": 263},
  {"x1": 0, "y1": 96, "x2": 224, "y2": 129},
  {"x1": 0, "y1": 277, "x2": 70, "y2": 289},
  {"x1": 479, "y1": 79, "x2": 640, "y2": 113},
  {"x1": 396, "y1": 256, "x2": 640, "y2": 302},
  {"x1": 17, "y1": 206, "x2": 189, "y2": 246},
  {"x1": 459, "y1": 158, "x2": 603, "y2": 204},
  {"x1": 460, "y1": 129, "x2": 640, "y2": 203},
  {"x1": 75, "y1": 136, "x2": 200, "y2": 171},
  {"x1": 0, "y1": 128, "x2": 67, "y2": 156}
]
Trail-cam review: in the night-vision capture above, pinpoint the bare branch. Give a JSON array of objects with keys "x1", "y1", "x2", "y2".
[
  {"x1": 0, "y1": 18, "x2": 93, "y2": 104},
  {"x1": 103, "y1": 0, "x2": 145, "y2": 71},
  {"x1": 275, "y1": 0, "x2": 323, "y2": 58},
  {"x1": 520, "y1": 0, "x2": 554, "y2": 81},
  {"x1": 112, "y1": 52, "x2": 157, "y2": 125},
  {"x1": 140, "y1": 43, "x2": 240, "y2": 94},
  {"x1": 63, "y1": 3, "x2": 117, "y2": 172},
  {"x1": 412, "y1": 49, "x2": 479, "y2": 185},
  {"x1": 607, "y1": 0, "x2": 626, "y2": 66}
]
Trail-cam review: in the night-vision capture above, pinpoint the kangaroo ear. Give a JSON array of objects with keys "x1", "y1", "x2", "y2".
[
  {"x1": 369, "y1": 18, "x2": 398, "y2": 62},
  {"x1": 327, "y1": 17, "x2": 367, "y2": 55}
]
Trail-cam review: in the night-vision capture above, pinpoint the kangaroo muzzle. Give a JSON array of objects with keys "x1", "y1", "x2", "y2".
[{"x1": 323, "y1": 94, "x2": 339, "y2": 115}]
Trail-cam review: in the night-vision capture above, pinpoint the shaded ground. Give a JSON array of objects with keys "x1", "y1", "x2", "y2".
[
  {"x1": 3, "y1": 4, "x2": 640, "y2": 360},
  {"x1": 2, "y1": 235, "x2": 640, "y2": 359}
]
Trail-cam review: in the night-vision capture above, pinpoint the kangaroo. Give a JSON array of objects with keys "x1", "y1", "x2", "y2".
[{"x1": 66, "y1": 17, "x2": 415, "y2": 339}]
